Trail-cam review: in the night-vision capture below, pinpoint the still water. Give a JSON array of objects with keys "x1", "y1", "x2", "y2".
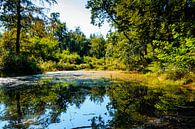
[{"x1": 0, "y1": 71, "x2": 194, "y2": 129}]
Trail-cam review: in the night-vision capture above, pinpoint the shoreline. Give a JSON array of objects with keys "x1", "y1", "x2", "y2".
[{"x1": 0, "y1": 70, "x2": 194, "y2": 90}]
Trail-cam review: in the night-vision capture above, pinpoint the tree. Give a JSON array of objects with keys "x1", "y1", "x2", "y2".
[
  {"x1": 50, "y1": 12, "x2": 60, "y2": 34},
  {"x1": 0, "y1": 0, "x2": 57, "y2": 54},
  {"x1": 89, "y1": 34, "x2": 106, "y2": 59},
  {"x1": 55, "y1": 22, "x2": 68, "y2": 52},
  {"x1": 65, "y1": 27, "x2": 90, "y2": 56},
  {"x1": 86, "y1": 0, "x2": 195, "y2": 67},
  {"x1": 49, "y1": 13, "x2": 68, "y2": 52},
  {"x1": 30, "y1": 19, "x2": 47, "y2": 38}
]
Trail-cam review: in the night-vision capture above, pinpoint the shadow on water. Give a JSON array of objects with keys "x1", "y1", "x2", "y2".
[
  {"x1": 0, "y1": 76, "x2": 194, "y2": 129},
  {"x1": 107, "y1": 82, "x2": 195, "y2": 129}
]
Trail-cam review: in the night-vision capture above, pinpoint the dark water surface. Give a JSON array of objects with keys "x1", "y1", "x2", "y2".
[{"x1": 0, "y1": 71, "x2": 194, "y2": 129}]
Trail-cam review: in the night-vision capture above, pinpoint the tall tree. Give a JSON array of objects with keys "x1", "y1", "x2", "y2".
[
  {"x1": 50, "y1": 12, "x2": 60, "y2": 34},
  {"x1": 89, "y1": 34, "x2": 106, "y2": 59},
  {"x1": 86, "y1": 0, "x2": 195, "y2": 64},
  {"x1": 66, "y1": 27, "x2": 89, "y2": 56},
  {"x1": 50, "y1": 12, "x2": 68, "y2": 52},
  {"x1": 0, "y1": 0, "x2": 57, "y2": 54}
]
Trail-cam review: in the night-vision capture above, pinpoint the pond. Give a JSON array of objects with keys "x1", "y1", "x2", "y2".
[{"x1": 0, "y1": 71, "x2": 194, "y2": 129}]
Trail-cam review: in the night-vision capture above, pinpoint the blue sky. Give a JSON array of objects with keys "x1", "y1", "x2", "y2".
[{"x1": 49, "y1": 0, "x2": 110, "y2": 37}]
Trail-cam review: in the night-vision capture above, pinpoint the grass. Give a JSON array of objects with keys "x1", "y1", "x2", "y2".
[{"x1": 80, "y1": 70, "x2": 195, "y2": 91}]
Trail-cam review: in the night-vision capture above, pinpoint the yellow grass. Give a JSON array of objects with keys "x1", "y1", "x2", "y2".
[{"x1": 76, "y1": 70, "x2": 195, "y2": 90}]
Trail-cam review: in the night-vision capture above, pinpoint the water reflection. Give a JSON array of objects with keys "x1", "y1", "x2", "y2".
[
  {"x1": 0, "y1": 79, "x2": 112, "y2": 129},
  {"x1": 107, "y1": 82, "x2": 195, "y2": 129},
  {"x1": 0, "y1": 78, "x2": 194, "y2": 129}
]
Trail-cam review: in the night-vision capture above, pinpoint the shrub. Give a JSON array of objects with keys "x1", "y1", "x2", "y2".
[
  {"x1": 1, "y1": 54, "x2": 41, "y2": 76},
  {"x1": 145, "y1": 62, "x2": 163, "y2": 74},
  {"x1": 38, "y1": 60, "x2": 57, "y2": 72},
  {"x1": 152, "y1": 36, "x2": 195, "y2": 80},
  {"x1": 76, "y1": 64, "x2": 91, "y2": 69},
  {"x1": 56, "y1": 50, "x2": 81, "y2": 64},
  {"x1": 57, "y1": 62, "x2": 77, "y2": 70},
  {"x1": 165, "y1": 64, "x2": 188, "y2": 80}
]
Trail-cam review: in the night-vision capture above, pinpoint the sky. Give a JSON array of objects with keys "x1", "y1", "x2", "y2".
[{"x1": 48, "y1": 0, "x2": 110, "y2": 37}]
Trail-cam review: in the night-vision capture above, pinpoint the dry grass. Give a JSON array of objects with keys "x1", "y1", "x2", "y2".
[{"x1": 76, "y1": 70, "x2": 195, "y2": 90}]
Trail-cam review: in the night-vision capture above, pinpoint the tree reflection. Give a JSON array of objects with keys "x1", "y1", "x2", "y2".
[
  {"x1": 0, "y1": 79, "x2": 109, "y2": 128},
  {"x1": 106, "y1": 81, "x2": 194, "y2": 128},
  {"x1": 0, "y1": 79, "x2": 194, "y2": 129}
]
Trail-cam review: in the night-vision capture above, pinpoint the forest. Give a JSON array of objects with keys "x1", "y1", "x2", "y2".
[
  {"x1": 0, "y1": 0, "x2": 195, "y2": 85},
  {"x1": 0, "y1": 0, "x2": 195, "y2": 128}
]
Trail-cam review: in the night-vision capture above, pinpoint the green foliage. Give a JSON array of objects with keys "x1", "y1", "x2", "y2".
[
  {"x1": 89, "y1": 34, "x2": 106, "y2": 59},
  {"x1": 56, "y1": 50, "x2": 81, "y2": 64},
  {"x1": 76, "y1": 64, "x2": 91, "y2": 69},
  {"x1": 0, "y1": 0, "x2": 195, "y2": 81},
  {"x1": 38, "y1": 60, "x2": 57, "y2": 72},
  {"x1": 83, "y1": 56, "x2": 107, "y2": 69},
  {"x1": 30, "y1": 37, "x2": 59, "y2": 61},
  {"x1": 1, "y1": 54, "x2": 41, "y2": 76},
  {"x1": 86, "y1": 0, "x2": 195, "y2": 80},
  {"x1": 165, "y1": 64, "x2": 188, "y2": 80},
  {"x1": 65, "y1": 27, "x2": 90, "y2": 56},
  {"x1": 152, "y1": 32, "x2": 195, "y2": 79},
  {"x1": 0, "y1": 0, "x2": 57, "y2": 54},
  {"x1": 57, "y1": 63, "x2": 77, "y2": 70},
  {"x1": 146, "y1": 62, "x2": 163, "y2": 74}
]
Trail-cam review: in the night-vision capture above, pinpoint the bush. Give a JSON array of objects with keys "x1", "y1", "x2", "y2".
[
  {"x1": 76, "y1": 64, "x2": 91, "y2": 69},
  {"x1": 165, "y1": 64, "x2": 188, "y2": 80},
  {"x1": 153, "y1": 36, "x2": 195, "y2": 80},
  {"x1": 145, "y1": 62, "x2": 163, "y2": 74},
  {"x1": 38, "y1": 60, "x2": 57, "y2": 72},
  {"x1": 57, "y1": 62, "x2": 77, "y2": 70},
  {"x1": 1, "y1": 54, "x2": 41, "y2": 76},
  {"x1": 56, "y1": 50, "x2": 81, "y2": 64}
]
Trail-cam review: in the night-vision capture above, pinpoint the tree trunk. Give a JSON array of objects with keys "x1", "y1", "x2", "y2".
[
  {"x1": 16, "y1": 92, "x2": 22, "y2": 123},
  {"x1": 16, "y1": 0, "x2": 21, "y2": 54}
]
